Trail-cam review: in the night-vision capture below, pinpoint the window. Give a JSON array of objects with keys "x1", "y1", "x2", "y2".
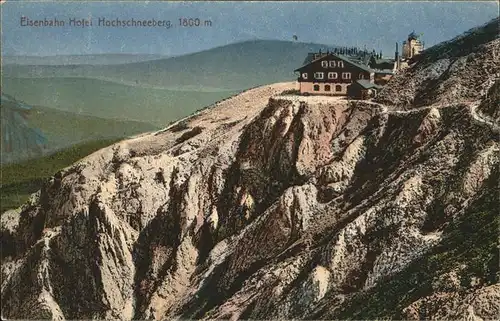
[
  {"x1": 358, "y1": 73, "x2": 365, "y2": 79},
  {"x1": 342, "y1": 72, "x2": 351, "y2": 79},
  {"x1": 314, "y1": 72, "x2": 324, "y2": 79},
  {"x1": 329, "y1": 61, "x2": 336, "y2": 68},
  {"x1": 325, "y1": 85, "x2": 331, "y2": 91},
  {"x1": 302, "y1": 73, "x2": 308, "y2": 79},
  {"x1": 328, "y1": 72, "x2": 338, "y2": 79},
  {"x1": 313, "y1": 84, "x2": 320, "y2": 91},
  {"x1": 321, "y1": 61, "x2": 328, "y2": 68},
  {"x1": 338, "y1": 61, "x2": 344, "y2": 68},
  {"x1": 335, "y1": 85, "x2": 342, "y2": 92}
]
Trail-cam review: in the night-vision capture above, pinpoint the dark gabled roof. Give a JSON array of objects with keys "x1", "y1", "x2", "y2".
[
  {"x1": 341, "y1": 55, "x2": 374, "y2": 72},
  {"x1": 302, "y1": 53, "x2": 315, "y2": 65},
  {"x1": 373, "y1": 58, "x2": 395, "y2": 64},
  {"x1": 302, "y1": 52, "x2": 328, "y2": 65},
  {"x1": 369, "y1": 56, "x2": 395, "y2": 69},
  {"x1": 360, "y1": 54, "x2": 373, "y2": 66},
  {"x1": 295, "y1": 52, "x2": 373, "y2": 73},
  {"x1": 354, "y1": 79, "x2": 384, "y2": 89}
]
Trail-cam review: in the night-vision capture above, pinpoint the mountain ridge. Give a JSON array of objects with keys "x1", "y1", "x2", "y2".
[
  {"x1": 2, "y1": 54, "x2": 169, "y2": 66},
  {"x1": 3, "y1": 40, "x2": 337, "y2": 67},
  {"x1": 3, "y1": 40, "x2": 339, "y2": 91},
  {"x1": 0, "y1": 94, "x2": 158, "y2": 164}
]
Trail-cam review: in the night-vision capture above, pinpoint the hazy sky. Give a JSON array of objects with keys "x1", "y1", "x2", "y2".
[{"x1": 2, "y1": 1, "x2": 498, "y2": 56}]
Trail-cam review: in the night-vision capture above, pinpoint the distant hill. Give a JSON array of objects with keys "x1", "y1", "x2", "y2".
[
  {"x1": 30, "y1": 104, "x2": 158, "y2": 150},
  {"x1": 0, "y1": 138, "x2": 120, "y2": 212},
  {"x1": 0, "y1": 94, "x2": 157, "y2": 164},
  {"x1": 3, "y1": 40, "x2": 338, "y2": 91},
  {"x1": 2, "y1": 77, "x2": 237, "y2": 127},
  {"x1": 3, "y1": 54, "x2": 168, "y2": 66},
  {"x1": 1, "y1": 40, "x2": 337, "y2": 154},
  {"x1": 1, "y1": 95, "x2": 48, "y2": 163}
]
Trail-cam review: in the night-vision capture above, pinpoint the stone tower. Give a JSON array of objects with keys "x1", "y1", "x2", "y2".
[{"x1": 402, "y1": 31, "x2": 424, "y2": 59}]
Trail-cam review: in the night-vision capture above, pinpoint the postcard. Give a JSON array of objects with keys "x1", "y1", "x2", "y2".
[{"x1": 1, "y1": 1, "x2": 499, "y2": 320}]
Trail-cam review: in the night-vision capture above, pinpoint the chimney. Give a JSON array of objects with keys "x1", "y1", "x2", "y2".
[{"x1": 395, "y1": 42, "x2": 400, "y2": 70}]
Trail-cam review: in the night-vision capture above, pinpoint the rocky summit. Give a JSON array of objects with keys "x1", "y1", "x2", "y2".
[{"x1": 1, "y1": 19, "x2": 499, "y2": 320}]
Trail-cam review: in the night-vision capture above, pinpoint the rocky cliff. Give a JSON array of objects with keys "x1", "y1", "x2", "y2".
[
  {"x1": 1, "y1": 20, "x2": 499, "y2": 320},
  {"x1": 376, "y1": 18, "x2": 499, "y2": 111}
]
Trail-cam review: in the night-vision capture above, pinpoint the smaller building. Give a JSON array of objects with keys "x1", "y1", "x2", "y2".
[
  {"x1": 373, "y1": 69, "x2": 394, "y2": 85},
  {"x1": 347, "y1": 80, "x2": 384, "y2": 100},
  {"x1": 369, "y1": 56, "x2": 395, "y2": 70}
]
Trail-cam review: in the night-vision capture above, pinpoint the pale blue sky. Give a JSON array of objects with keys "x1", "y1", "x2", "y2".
[{"x1": 2, "y1": 1, "x2": 498, "y2": 56}]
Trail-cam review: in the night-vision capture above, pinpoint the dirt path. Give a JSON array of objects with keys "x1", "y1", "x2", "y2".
[
  {"x1": 363, "y1": 99, "x2": 498, "y2": 132},
  {"x1": 469, "y1": 102, "x2": 499, "y2": 132}
]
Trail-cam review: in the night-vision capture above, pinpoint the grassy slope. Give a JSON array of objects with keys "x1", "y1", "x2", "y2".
[
  {"x1": 2, "y1": 77, "x2": 236, "y2": 127},
  {"x1": 28, "y1": 105, "x2": 158, "y2": 148},
  {"x1": 3, "y1": 40, "x2": 335, "y2": 91},
  {"x1": 0, "y1": 139, "x2": 119, "y2": 213}
]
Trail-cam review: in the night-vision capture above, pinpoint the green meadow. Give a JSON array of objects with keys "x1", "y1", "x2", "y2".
[
  {"x1": 29, "y1": 104, "x2": 158, "y2": 148},
  {"x1": 3, "y1": 77, "x2": 236, "y2": 127},
  {"x1": 0, "y1": 139, "x2": 119, "y2": 213}
]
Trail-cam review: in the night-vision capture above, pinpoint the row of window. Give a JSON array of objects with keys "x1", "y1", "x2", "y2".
[
  {"x1": 303, "y1": 72, "x2": 363, "y2": 80},
  {"x1": 313, "y1": 84, "x2": 343, "y2": 92},
  {"x1": 321, "y1": 60, "x2": 345, "y2": 68}
]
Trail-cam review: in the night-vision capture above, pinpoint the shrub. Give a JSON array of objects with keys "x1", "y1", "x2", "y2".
[
  {"x1": 169, "y1": 120, "x2": 189, "y2": 132},
  {"x1": 175, "y1": 126, "x2": 203, "y2": 145},
  {"x1": 279, "y1": 89, "x2": 301, "y2": 95}
]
